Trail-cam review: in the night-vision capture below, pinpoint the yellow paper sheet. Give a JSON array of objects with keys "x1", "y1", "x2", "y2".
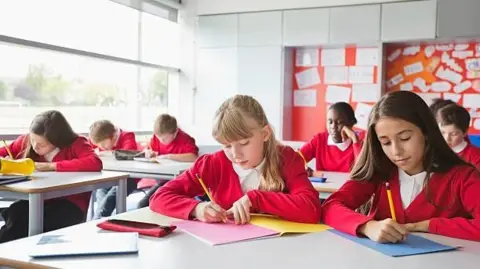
[{"x1": 249, "y1": 215, "x2": 330, "y2": 235}]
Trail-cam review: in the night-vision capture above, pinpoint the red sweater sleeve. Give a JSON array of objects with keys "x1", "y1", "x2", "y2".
[
  {"x1": 300, "y1": 134, "x2": 319, "y2": 163},
  {"x1": 149, "y1": 156, "x2": 209, "y2": 219},
  {"x1": 118, "y1": 132, "x2": 138, "y2": 151},
  {"x1": 149, "y1": 135, "x2": 159, "y2": 153},
  {"x1": 55, "y1": 137, "x2": 103, "y2": 172},
  {"x1": 429, "y1": 168, "x2": 480, "y2": 241},
  {"x1": 0, "y1": 135, "x2": 26, "y2": 159},
  {"x1": 322, "y1": 179, "x2": 377, "y2": 235},
  {"x1": 352, "y1": 131, "x2": 365, "y2": 157},
  {"x1": 182, "y1": 138, "x2": 199, "y2": 155},
  {"x1": 246, "y1": 148, "x2": 322, "y2": 223}
]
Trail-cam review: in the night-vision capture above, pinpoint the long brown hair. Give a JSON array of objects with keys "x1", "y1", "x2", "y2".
[
  {"x1": 22, "y1": 110, "x2": 78, "y2": 159},
  {"x1": 212, "y1": 95, "x2": 284, "y2": 192},
  {"x1": 351, "y1": 91, "x2": 470, "y2": 183}
]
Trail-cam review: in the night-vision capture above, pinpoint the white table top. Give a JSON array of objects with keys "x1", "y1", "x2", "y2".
[
  {"x1": 0, "y1": 209, "x2": 479, "y2": 269},
  {"x1": 312, "y1": 171, "x2": 350, "y2": 193},
  {"x1": 0, "y1": 171, "x2": 129, "y2": 193},
  {"x1": 101, "y1": 158, "x2": 192, "y2": 177}
]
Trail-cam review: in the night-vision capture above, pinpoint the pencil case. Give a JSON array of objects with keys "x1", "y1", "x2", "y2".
[
  {"x1": 0, "y1": 158, "x2": 35, "y2": 175},
  {"x1": 97, "y1": 219, "x2": 176, "y2": 238},
  {"x1": 114, "y1": 150, "x2": 145, "y2": 161}
]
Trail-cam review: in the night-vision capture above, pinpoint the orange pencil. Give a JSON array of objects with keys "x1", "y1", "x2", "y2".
[
  {"x1": 196, "y1": 174, "x2": 227, "y2": 223},
  {"x1": 2, "y1": 140, "x2": 14, "y2": 159},
  {"x1": 297, "y1": 150, "x2": 307, "y2": 166},
  {"x1": 385, "y1": 182, "x2": 397, "y2": 221}
]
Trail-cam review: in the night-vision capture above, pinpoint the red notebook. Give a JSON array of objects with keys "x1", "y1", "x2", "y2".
[{"x1": 97, "y1": 219, "x2": 176, "y2": 238}]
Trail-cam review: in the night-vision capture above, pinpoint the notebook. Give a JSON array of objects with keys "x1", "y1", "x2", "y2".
[
  {"x1": 249, "y1": 215, "x2": 330, "y2": 234},
  {"x1": 0, "y1": 174, "x2": 29, "y2": 185},
  {"x1": 172, "y1": 220, "x2": 279, "y2": 246},
  {"x1": 330, "y1": 230, "x2": 457, "y2": 257},
  {"x1": 29, "y1": 232, "x2": 139, "y2": 258},
  {"x1": 133, "y1": 157, "x2": 157, "y2": 163}
]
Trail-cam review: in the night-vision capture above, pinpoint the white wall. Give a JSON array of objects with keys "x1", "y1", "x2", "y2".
[{"x1": 196, "y1": 0, "x2": 414, "y2": 15}]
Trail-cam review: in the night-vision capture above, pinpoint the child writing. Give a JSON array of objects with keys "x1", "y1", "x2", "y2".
[
  {"x1": 322, "y1": 91, "x2": 480, "y2": 242},
  {"x1": 0, "y1": 110, "x2": 102, "y2": 242},
  {"x1": 137, "y1": 114, "x2": 199, "y2": 208},
  {"x1": 300, "y1": 102, "x2": 363, "y2": 176},
  {"x1": 149, "y1": 95, "x2": 322, "y2": 224},
  {"x1": 89, "y1": 120, "x2": 139, "y2": 218},
  {"x1": 437, "y1": 104, "x2": 480, "y2": 167}
]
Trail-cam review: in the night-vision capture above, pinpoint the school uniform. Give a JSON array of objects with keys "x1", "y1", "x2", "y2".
[
  {"x1": 322, "y1": 165, "x2": 480, "y2": 241},
  {"x1": 452, "y1": 140, "x2": 480, "y2": 168},
  {"x1": 149, "y1": 145, "x2": 322, "y2": 223},
  {"x1": 91, "y1": 128, "x2": 138, "y2": 152},
  {"x1": 300, "y1": 131, "x2": 364, "y2": 172},
  {"x1": 137, "y1": 129, "x2": 199, "y2": 207},
  {"x1": 0, "y1": 135, "x2": 102, "y2": 243}
]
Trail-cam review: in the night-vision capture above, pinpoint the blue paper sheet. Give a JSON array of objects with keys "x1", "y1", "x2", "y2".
[{"x1": 330, "y1": 230, "x2": 456, "y2": 257}]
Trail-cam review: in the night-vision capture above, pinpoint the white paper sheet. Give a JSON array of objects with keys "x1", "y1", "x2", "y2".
[
  {"x1": 436, "y1": 67, "x2": 463, "y2": 84},
  {"x1": 400, "y1": 82, "x2": 413, "y2": 91},
  {"x1": 404, "y1": 62, "x2": 424, "y2": 76},
  {"x1": 467, "y1": 71, "x2": 480, "y2": 79},
  {"x1": 413, "y1": 77, "x2": 429, "y2": 92},
  {"x1": 417, "y1": 93, "x2": 441, "y2": 106},
  {"x1": 476, "y1": 44, "x2": 480, "y2": 57},
  {"x1": 425, "y1": 46, "x2": 435, "y2": 58},
  {"x1": 295, "y1": 68, "x2": 321, "y2": 89},
  {"x1": 356, "y1": 48, "x2": 378, "y2": 66},
  {"x1": 466, "y1": 58, "x2": 480, "y2": 71},
  {"x1": 348, "y1": 66, "x2": 375, "y2": 84},
  {"x1": 321, "y1": 49, "x2": 345, "y2": 66},
  {"x1": 455, "y1": 44, "x2": 469, "y2": 51},
  {"x1": 441, "y1": 52, "x2": 463, "y2": 72},
  {"x1": 430, "y1": 81, "x2": 452, "y2": 92},
  {"x1": 324, "y1": 66, "x2": 349, "y2": 84},
  {"x1": 403, "y1": 46, "x2": 420, "y2": 56},
  {"x1": 325, "y1": 85, "x2": 351, "y2": 103},
  {"x1": 387, "y1": 73, "x2": 404, "y2": 88},
  {"x1": 474, "y1": 118, "x2": 480, "y2": 130},
  {"x1": 355, "y1": 103, "x2": 374, "y2": 130},
  {"x1": 453, "y1": 81, "x2": 472, "y2": 93},
  {"x1": 473, "y1": 80, "x2": 480, "y2": 92},
  {"x1": 293, "y1": 89, "x2": 317, "y2": 107},
  {"x1": 443, "y1": 93, "x2": 461, "y2": 103},
  {"x1": 351, "y1": 84, "x2": 380, "y2": 103},
  {"x1": 388, "y1": 49, "x2": 401, "y2": 62},
  {"x1": 295, "y1": 48, "x2": 319, "y2": 67},
  {"x1": 452, "y1": 50, "x2": 473, "y2": 59},
  {"x1": 462, "y1": 94, "x2": 480, "y2": 108},
  {"x1": 436, "y1": 44, "x2": 454, "y2": 51}
]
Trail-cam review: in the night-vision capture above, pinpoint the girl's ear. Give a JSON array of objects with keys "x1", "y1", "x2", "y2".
[{"x1": 262, "y1": 125, "x2": 272, "y2": 142}]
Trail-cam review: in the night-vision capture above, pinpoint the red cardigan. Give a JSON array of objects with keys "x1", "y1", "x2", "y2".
[
  {"x1": 149, "y1": 128, "x2": 198, "y2": 155},
  {"x1": 92, "y1": 130, "x2": 138, "y2": 151},
  {"x1": 322, "y1": 165, "x2": 480, "y2": 241},
  {"x1": 300, "y1": 131, "x2": 364, "y2": 172},
  {"x1": 0, "y1": 135, "x2": 103, "y2": 212},
  {"x1": 149, "y1": 145, "x2": 322, "y2": 223},
  {"x1": 458, "y1": 143, "x2": 480, "y2": 168}
]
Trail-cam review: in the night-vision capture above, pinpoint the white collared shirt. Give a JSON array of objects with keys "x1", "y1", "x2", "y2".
[
  {"x1": 232, "y1": 159, "x2": 266, "y2": 193},
  {"x1": 451, "y1": 140, "x2": 468, "y2": 154},
  {"x1": 44, "y1": 148, "x2": 60, "y2": 163},
  {"x1": 398, "y1": 168, "x2": 427, "y2": 209},
  {"x1": 327, "y1": 135, "x2": 352, "y2": 152}
]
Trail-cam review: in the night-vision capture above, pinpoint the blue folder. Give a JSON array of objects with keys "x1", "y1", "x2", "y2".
[{"x1": 330, "y1": 229, "x2": 457, "y2": 257}]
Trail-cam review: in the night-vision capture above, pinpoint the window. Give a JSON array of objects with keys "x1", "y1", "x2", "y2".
[{"x1": 0, "y1": 0, "x2": 180, "y2": 136}]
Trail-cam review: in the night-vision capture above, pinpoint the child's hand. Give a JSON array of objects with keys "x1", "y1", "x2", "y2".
[
  {"x1": 144, "y1": 149, "x2": 157, "y2": 159},
  {"x1": 227, "y1": 195, "x2": 252, "y2": 225},
  {"x1": 192, "y1": 202, "x2": 227, "y2": 223},
  {"x1": 359, "y1": 219, "x2": 408, "y2": 243},
  {"x1": 341, "y1": 126, "x2": 359, "y2": 143},
  {"x1": 35, "y1": 162, "x2": 56, "y2": 172},
  {"x1": 312, "y1": 170, "x2": 324, "y2": 178},
  {"x1": 405, "y1": 220, "x2": 430, "y2": 232}
]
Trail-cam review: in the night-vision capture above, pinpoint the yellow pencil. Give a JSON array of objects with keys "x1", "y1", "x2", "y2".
[
  {"x1": 2, "y1": 140, "x2": 14, "y2": 159},
  {"x1": 297, "y1": 150, "x2": 307, "y2": 166},
  {"x1": 196, "y1": 174, "x2": 227, "y2": 223},
  {"x1": 385, "y1": 182, "x2": 397, "y2": 221}
]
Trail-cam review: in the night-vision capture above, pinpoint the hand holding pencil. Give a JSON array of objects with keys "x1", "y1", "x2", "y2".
[{"x1": 192, "y1": 174, "x2": 227, "y2": 223}]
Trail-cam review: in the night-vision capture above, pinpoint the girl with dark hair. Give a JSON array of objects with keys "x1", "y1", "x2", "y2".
[
  {"x1": 299, "y1": 102, "x2": 364, "y2": 176},
  {"x1": 0, "y1": 110, "x2": 102, "y2": 242},
  {"x1": 322, "y1": 91, "x2": 480, "y2": 242}
]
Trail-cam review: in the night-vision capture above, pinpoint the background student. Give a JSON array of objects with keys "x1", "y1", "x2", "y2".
[
  {"x1": 299, "y1": 102, "x2": 363, "y2": 176},
  {"x1": 149, "y1": 95, "x2": 322, "y2": 224},
  {"x1": 0, "y1": 110, "x2": 102, "y2": 242},
  {"x1": 322, "y1": 91, "x2": 480, "y2": 242}
]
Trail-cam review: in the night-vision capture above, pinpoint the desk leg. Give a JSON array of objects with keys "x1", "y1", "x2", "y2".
[
  {"x1": 116, "y1": 178, "x2": 127, "y2": 214},
  {"x1": 86, "y1": 190, "x2": 96, "y2": 221},
  {"x1": 28, "y1": 193, "x2": 44, "y2": 236}
]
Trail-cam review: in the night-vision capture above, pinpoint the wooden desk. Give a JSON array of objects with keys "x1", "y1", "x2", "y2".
[
  {"x1": 0, "y1": 171, "x2": 129, "y2": 236},
  {"x1": 312, "y1": 171, "x2": 349, "y2": 199},
  {"x1": 101, "y1": 158, "x2": 193, "y2": 180},
  {"x1": 0, "y1": 209, "x2": 479, "y2": 269}
]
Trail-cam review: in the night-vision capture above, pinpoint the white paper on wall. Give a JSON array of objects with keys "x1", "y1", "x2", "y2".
[
  {"x1": 388, "y1": 49, "x2": 401, "y2": 62},
  {"x1": 425, "y1": 46, "x2": 435, "y2": 58},
  {"x1": 295, "y1": 67, "x2": 321, "y2": 89},
  {"x1": 387, "y1": 73, "x2": 404, "y2": 88},
  {"x1": 436, "y1": 67, "x2": 463, "y2": 84},
  {"x1": 351, "y1": 84, "x2": 380, "y2": 103},
  {"x1": 325, "y1": 85, "x2": 351, "y2": 103},
  {"x1": 413, "y1": 77, "x2": 429, "y2": 92},
  {"x1": 403, "y1": 46, "x2": 420, "y2": 56},
  {"x1": 441, "y1": 52, "x2": 463, "y2": 72},
  {"x1": 455, "y1": 44, "x2": 469, "y2": 51},
  {"x1": 443, "y1": 93, "x2": 462, "y2": 103},
  {"x1": 321, "y1": 49, "x2": 345, "y2": 66},
  {"x1": 453, "y1": 81, "x2": 472, "y2": 93},
  {"x1": 355, "y1": 103, "x2": 374, "y2": 130},
  {"x1": 348, "y1": 66, "x2": 375, "y2": 84},
  {"x1": 473, "y1": 80, "x2": 480, "y2": 92},
  {"x1": 295, "y1": 48, "x2": 319, "y2": 67},
  {"x1": 400, "y1": 82, "x2": 413, "y2": 91},
  {"x1": 467, "y1": 71, "x2": 480, "y2": 79},
  {"x1": 476, "y1": 44, "x2": 480, "y2": 57},
  {"x1": 436, "y1": 44, "x2": 454, "y2": 51},
  {"x1": 293, "y1": 89, "x2": 317, "y2": 107},
  {"x1": 356, "y1": 48, "x2": 378, "y2": 66},
  {"x1": 466, "y1": 58, "x2": 480, "y2": 71},
  {"x1": 404, "y1": 62, "x2": 424, "y2": 76},
  {"x1": 417, "y1": 93, "x2": 441, "y2": 106},
  {"x1": 452, "y1": 50, "x2": 473, "y2": 59},
  {"x1": 474, "y1": 118, "x2": 480, "y2": 130},
  {"x1": 430, "y1": 81, "x2": 452, "y2": 92},
  {"x1": 462, "y1": 94, "x2": 480, "y2": 108},
  {"x1": 324, "y1": 66, "x2": 349, "y2": 84}
]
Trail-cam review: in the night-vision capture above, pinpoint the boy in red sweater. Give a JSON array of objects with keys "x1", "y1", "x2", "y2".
[
  {"x1": 149, "y1": 95, "x2": 322, "y2": 224},
  {"x1": 437, "y1": 104, "x2": 480, "y2": 168},
  {"x1": 322, "y1": 91, "x2": 480, "y2": 242},
  {"x1": 0, "y1": 110, "x2": 102, "y2": 242},
  {"x1": 89, "y1": 120, "x2": 139, "y2": 218}
]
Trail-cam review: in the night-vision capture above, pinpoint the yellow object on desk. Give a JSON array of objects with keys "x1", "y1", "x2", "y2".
[
  {"x1": 249, "y1": 215, "x2": 330, "y2": 235},
  {"x1": 0, "y1": 158, "x2": 35, "y2": 175}
]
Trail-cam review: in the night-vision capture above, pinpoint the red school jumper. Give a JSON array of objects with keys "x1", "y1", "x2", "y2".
[
  {"x1": 0, "y1": 135, "x2": 103, "y2": 213},
  {"x1": 300, "y1": 131, "x2": 364, "y2": 172},
  {"x1": 322, "y1": 165, "x2": 480, "y2": 241},
  {"x1": 458, "y1": 143, "x2": 480, "y2": 168},
  {"x1": 149, "y1": 145, "x2": 322, "y2": 223}
]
